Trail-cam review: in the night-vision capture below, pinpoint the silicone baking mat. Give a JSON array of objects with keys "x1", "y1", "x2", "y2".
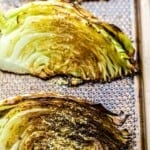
[{"x1": 0, "y1": 0, "x2": 141, "y2": 149}]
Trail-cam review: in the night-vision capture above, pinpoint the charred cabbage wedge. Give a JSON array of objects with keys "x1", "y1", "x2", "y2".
[
  {"x1": 0, "y1": 1, "x2": 136, "y2": 85},
  {"x1": 0, "y1": 93, "x2": 130, "y2": 150}
]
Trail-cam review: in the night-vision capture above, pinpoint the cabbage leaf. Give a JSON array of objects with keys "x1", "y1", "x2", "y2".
[
  {"x1": 0, "y1": 93, "x2": 130, "y2": 149},
  {"x1": 0, "y1": 1, "x2": 136, "y2": 85}
]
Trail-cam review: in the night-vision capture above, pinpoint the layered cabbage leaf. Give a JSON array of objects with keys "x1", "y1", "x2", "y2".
[
  {"x1": 0, "y1": 1, "x2": 136, "y2": 85},
  {"x1": 0, "y1": 93, "x2": 130, "y2": 149}
]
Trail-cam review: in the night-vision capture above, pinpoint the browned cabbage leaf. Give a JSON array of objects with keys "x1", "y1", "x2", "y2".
[
  {"x1": 0, "y1": 1, "x2": 136, "y2": 85},
  {"x1": 0, "y1": 93, "x2": 130, "y2": 149}
]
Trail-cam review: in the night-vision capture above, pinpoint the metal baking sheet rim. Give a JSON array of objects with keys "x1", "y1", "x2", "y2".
[{"x1": 135, "y1": 0, "x2": 149, "y2": 150}]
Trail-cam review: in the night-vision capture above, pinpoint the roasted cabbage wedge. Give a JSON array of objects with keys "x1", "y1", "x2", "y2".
[
  {"x1": 0, "y1": 93, "x2": 130, "y2": 150},
  {"x1": 0, "y1": 1, "x2": 136, "y2": 85}
]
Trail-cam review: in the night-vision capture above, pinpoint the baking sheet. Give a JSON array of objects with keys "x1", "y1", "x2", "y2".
[{"x1": 0, "y1": 0, "x2": 142, "y2": 149}]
